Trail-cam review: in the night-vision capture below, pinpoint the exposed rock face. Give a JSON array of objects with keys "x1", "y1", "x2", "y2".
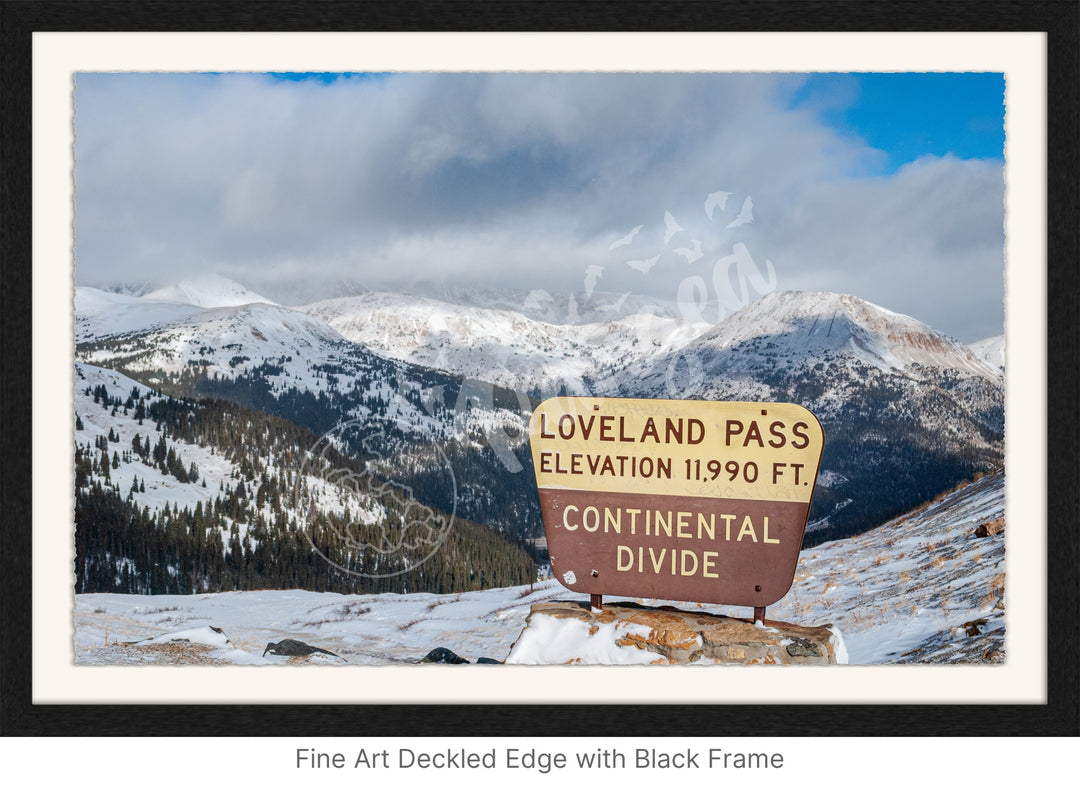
[
  {"x1": 505, "y1": 601, "x2": 846, "y2": 665},
  {"x1": 418, "y1": 647, "x2": 470, "y2": 664},
  {"x1": 974, "y1": 517, "x2": 1005, "y2": 537}
]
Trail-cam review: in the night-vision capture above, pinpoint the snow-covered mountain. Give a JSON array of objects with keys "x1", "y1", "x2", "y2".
[
  {"x1": 968, "y1": 334, "x2": 1005, "y2": 373},
  {"x1": 75, "y1": 280, "x2": 1004, "y2": 545},
  {"x1": 143, "y1": 274, "x2": 277, "y2": 309},
  {"x1": 76, "y1": 276, "x2": 279, "y2": 344},
  {"x1": 74, "y1": 361, "x2": 537, "y2": 595},
  {"x1": 75, "y1": 295, "x2": 531, "y2": 458},
  {"x1": 301, "y1": 291, "x2": 707, "y2": 393},
  {"x1": 244, "y1": 277, "x2": 371, "y2": 309},
  {"x1": 401, "y1": 282, "x2": 682, "y2": 324},
  {"x1": 75, "y1": 297, "x2": 544, "y2": 537},
  {"x1": 75, "y1": 363, "x2": 236, "y2": 516},
  {"x1": 79, "y1": 298, "x2": 355, "y2": 386},
  {"x1": 603, "y1": 291, "x2": 1004, "y2": 539},
  {"x1": 611, "y1": 290, "x2": 1003, "y2": 445},
  {"x1": 70, "y1": 276, "x2": 1009, "y2": 667},
  {"x1": 97, "y1": 280, "x2": 156, "y2": 298},
  {"x1": 608, "y1": 290, "x2": 1001, "y2": 395},
  {"x1": 72, "y1": 467, "x2": 1004, "y2": 665},
  {"x1": 75, "y1": 286, "x2": 206, "y2": 344}
]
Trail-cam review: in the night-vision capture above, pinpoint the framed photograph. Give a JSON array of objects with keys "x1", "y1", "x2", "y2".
[{"x1": 2, "y1": 1, "x2": 1077, "y2": 740}]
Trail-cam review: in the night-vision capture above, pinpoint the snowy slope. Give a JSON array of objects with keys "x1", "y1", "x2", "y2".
[
  {"x1": 968, "y1": 334, "x2": 1005, "y2": 373},
  {"x1": 76, "y1": 363, "x2": 234, "y2": 515},
  {"x1": 77, "y1": 276, "x2": 279, "y2": 345},
  {"x1": 80, "y1": 300, "x2": 354, "y2": 382},
  {"x1": 710, "y1": 468, "x2": 1005, "y2": 663},
  {"x1": 75, "y1": 287, "x2": 206, "y2": 343},
  {"x1": 143, "y1": 274, "x2": 277, "y2": 309},
  {"x1": 75, "y1": 300, "x2": 534, "y2": 465},
  {"x1": 614, "y1": 290, "x2": 1001, "y2": 392},
  {"x1": 73, "y1": 469, "x2": 1004, "y2": 665},
  {"x1": 76, "y1": 279, "x2": 1004, "y2": 545},
  {"x1": 72, "y1": 361, "x2": 546, "y2": 599},
  {"x1": 404, "y1": 282, "x2": 682, "y2": 324},
  {"x1": 301, "y1": 291, "x2": 707, "y2": 392},
  {"x1": 601, "y1": 291, "x2": 1004, "y2": 540},
  {"x1": 75, "y1": 362, "x2": 386, "y2": 537}
]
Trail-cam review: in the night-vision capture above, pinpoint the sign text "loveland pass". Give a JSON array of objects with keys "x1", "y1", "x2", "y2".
[{"x1": 529, "y1": 397, "x2": 824, "y2": 607}]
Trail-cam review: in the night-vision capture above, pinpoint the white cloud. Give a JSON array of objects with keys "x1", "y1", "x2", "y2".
[{"x1": 73, "y1": 72, "x2": 1003, "y2": 341}]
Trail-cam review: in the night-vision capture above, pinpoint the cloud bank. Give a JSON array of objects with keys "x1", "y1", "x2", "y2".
[{"x1": 74, "y1": 72, "x2": 1004, "y2": 342}]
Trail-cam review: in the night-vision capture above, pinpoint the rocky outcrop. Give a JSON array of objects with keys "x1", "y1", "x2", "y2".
[
  {"x1": 418, "y1": 647, "x2": 470, "y2": 664},
  {"x1": 974, "y1": 517, "x2": 1005, "y2": 537},
  {"x1": 262, "y1": 638, "x2": 338, "y2": 658},
  {"x1": 505, "y1": 601, "x2": 846, "y2": 665}
]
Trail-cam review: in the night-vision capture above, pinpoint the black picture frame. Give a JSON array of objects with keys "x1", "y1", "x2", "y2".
[{"x1": 2, "y1": 1, "x2": 1077, "y2": 737}]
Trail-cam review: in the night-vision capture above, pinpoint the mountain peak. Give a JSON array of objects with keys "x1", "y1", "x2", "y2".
[
  {"x1": 143, "y1": 274, "x2": 277, "y2": 309},
  {"x1": 694, "y1": 290, "x2": 999, "y2": 381},
  {"x1": 968, "y1": 334, "x2": 1005, "y2": 372},
  {"x1": 733, "y1": 290, "x2": 913, "y2": 326}
]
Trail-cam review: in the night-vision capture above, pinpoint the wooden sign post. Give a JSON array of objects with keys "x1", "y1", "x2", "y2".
[{"x1": 529, "y1": 397, "x2": 824, "y2": 620}]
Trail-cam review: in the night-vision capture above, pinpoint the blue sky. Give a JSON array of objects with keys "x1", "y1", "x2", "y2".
[
  {"x1": 268, "y1": 72, "x2": 388, "y2": 84},
  {"x1": 790, "y1": 72, "x2": 1005, "y2": 173},
  {"x1": 266, "y1": 70, "x2": 1007, "y2": 173},
  {"x1": 73, "y1": 71, "x2": 1006, "y2": 341}
]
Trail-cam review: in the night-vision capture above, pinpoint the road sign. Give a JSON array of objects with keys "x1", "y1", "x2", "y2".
[{"x1": 529, "y1": 397, "x2": 824, "y2": 608}]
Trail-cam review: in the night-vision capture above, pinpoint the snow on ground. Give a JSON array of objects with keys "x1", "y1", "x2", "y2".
[
  {"x1": 968, "y1": 334, "x2": 1005, "y2": 373},
  {"x1": 504, "y1": 611, "x2": 674, "y2": 665},
  {"x1": 74, "y1": 468, "x2": 1004, "y2": 666},
  {"x1": 301, "y1": 291, "x2": 709, "y2": 393},
  {"x1": 76, "y1": 361, "x2": 392, "y2": 550},
  {"x1": 706, "y1": 468, "x2": 1006, "y2": 663},
  {"x1": 75, "y1": 581, "x2": 572, "y2": 665},
  {"x1": 694, "y1": 291, "x2": 1001, "y2": 382},
  {"x1": 77, "y1": 306, "x2": 471, "y2": 444},
  {"x1": 72, "y1": 358, "x2": 1004, "y2": 665},
  {"x1": 76, "y1": 363, "x2": 248, "y2": 519},
  {"x1": 142, "y1": 274, "x2": 278, "y2": 310},
  {"x1": 75, "y1": 286, "x2": 205, "y2": 343}
]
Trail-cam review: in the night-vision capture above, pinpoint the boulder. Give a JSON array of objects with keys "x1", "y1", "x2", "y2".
[
  {"x1": 974, "y1": 517, "x2": 1005, "y2": 538},
  {"x1": 505, "y1": 601, "x2": 845, "y2": 665},
  {"x1": 982, "y1": 647, "x2": 1005, "y2": 662},
  {"x1": 262, "y1": 638, "x2": 338, "y2": 658},
  {"x1": 961, "y1": 617, "x2": 988, "y2": 637},
  {"x1": 418, "y1": 647, "x2": 469, "y2": 664}
]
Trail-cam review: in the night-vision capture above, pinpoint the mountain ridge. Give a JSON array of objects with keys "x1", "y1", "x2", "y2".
[
  {"x1": 75, "y1": 278, "x2": 1004, "y2": 545},
  {"x1": 143, "y1": 274, "x2": 277, "y2": 309},
  {"x1": 300, "y1": 290, "x2": 708, "y2": 393}
]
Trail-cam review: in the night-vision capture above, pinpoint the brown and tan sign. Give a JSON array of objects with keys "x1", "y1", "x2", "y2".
[{"x1": 529, "y1": 397, "x2": 824, "y2": 608}]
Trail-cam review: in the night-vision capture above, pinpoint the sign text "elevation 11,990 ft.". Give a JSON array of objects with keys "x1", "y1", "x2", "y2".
[{"x1": 529, "y1": 397, "x2": 825, "y2": 608}]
